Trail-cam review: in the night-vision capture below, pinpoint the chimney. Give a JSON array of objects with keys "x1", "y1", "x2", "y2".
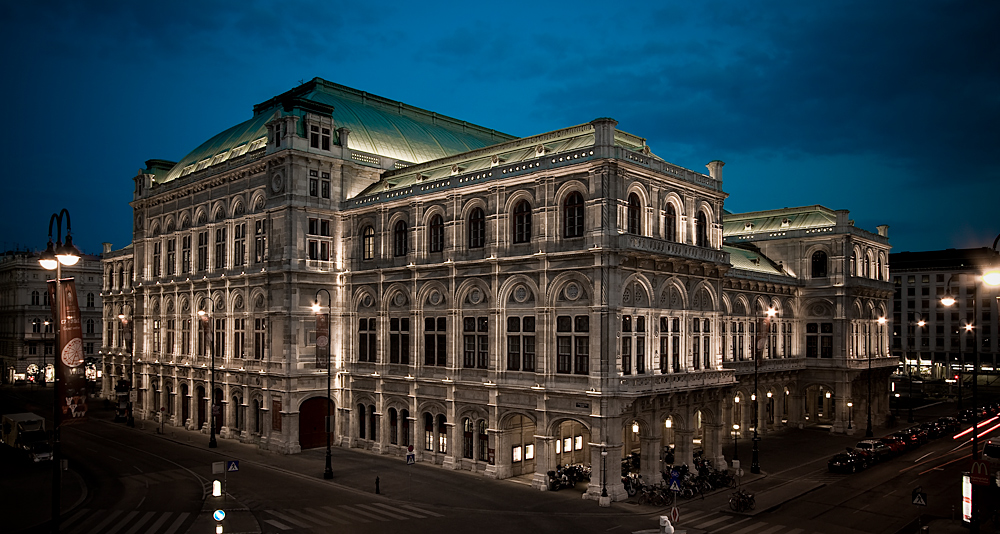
[
  {"x1": 706, "y1": 160, "x2": 725, "y2": 182},
  {"x1": 590, "y1": 118, "x2": 618, "y2": 149},
  {"x1": 102, "y1": 242, "x2": 112, "y2": 254},
  {"x1": 338, "y1": 127, "x2": 351, "y2": 148},
  {"x1": 876, "y1": 225, "x2": 889, "y2": 237}
]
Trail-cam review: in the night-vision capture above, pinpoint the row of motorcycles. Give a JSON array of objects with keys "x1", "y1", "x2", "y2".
[
  {"x1": 546, "y1": 463, "x2": 592, "y2": 491},
  {"x1": 623, "y1": 451, "x2": 735, "y2": 499}
]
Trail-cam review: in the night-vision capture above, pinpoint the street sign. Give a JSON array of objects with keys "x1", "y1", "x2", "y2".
[
  {"x1": 969, "y1": 460, "x2": 989, "y2": 486},
  {"x1": 669, "y1": 480, "x2": 681, "y2": 492},
  {"x1": 669, "y1": 506, "x2": 679, "y2": 523},
  {"x1": 227, "y1": 460, "x2": 240, "y2": 472},
  {"x1": 911, "y1": 486, "x2": 926, "y2": 506},
  {"x1": 213, "y1": 510, "x2": 226, "y2": 521},
  {"x1": 406, "y1": 453, "x2": 415, "y2": 465},
  {"x1": 212, "y1": 461, "x2": 224, "y2": 474}
]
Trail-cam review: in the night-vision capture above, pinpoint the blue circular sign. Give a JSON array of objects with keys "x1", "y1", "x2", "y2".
[{"x1": 213, "y1": 510, "x2": 226, "y2": 521}]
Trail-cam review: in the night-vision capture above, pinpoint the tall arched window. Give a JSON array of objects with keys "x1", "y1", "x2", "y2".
[
  {"x1": 468, "y1": 208, "x2": 485, "y2": 249},
  {"x1": 361, "y1": 226, "x2": 375, "y2": 260},
  {"x1": 429, "y1": 215, "x2": 444, "y2": 253},
  {"x1": 850, "y1": 251, "x2": 858, "y2": 276},
  {"x1": 358, "y1": 403, "x2": 367, "y2": 439},
  {"x1": 437, "y1": 414, "x2": 448, "y2": 453},
  {"x1": 695, "y1": 212, "x2": 708, "y2": 247},
  {"x1": 477, "y1": 420, "x2": 488, "y2": 461},
  {"x1": 86, "y1": 319, "x2": 95, "y2": 335},
  {"x1": 665, "y1": 203, "x2": 677, "y2": 242},
  {"x1": 865, "y1": 254, "x2": 872, "y2": 278},
  {"x1": 513, "y1": 200, "x2": 532, "y2": 244},
  {"x1": 369, "y1": 405, "x2": 377, "y2": 442},
  {"x1": 389, "y1": 408, "x2": 398, "y2": 445},
  {"x1": 462, "y1": 417, "x2": 474, "y2": 459},
  {"x1": 811, "y1": 250, "x2": 828, "y2": 278},
  {"x1": 564, "y1": 192, "x2": 584, "y2": 238},
  {"x1": 31, "y1": 291, "x2": 39, "y2": 306},
  {"x1": 393, "y1": 221, "x2": 408, "y2": 257},
  {"x1": 627, "y1": 193, "x2": 641, "y2": 235},
  {"x1": 32, "y1": 318, "x2": 41, "y2": 333}
]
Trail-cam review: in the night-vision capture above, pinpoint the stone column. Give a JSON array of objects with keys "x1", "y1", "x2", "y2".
[
  {"x1": 531, "y1": 435, "x2": 555, "y2": 490},
  {"x1": 675, "y1": 429, "x2": 694, "y2": 469},
  {"x1": 706, "y1": 423, "x2": 726, "y2": 471}
]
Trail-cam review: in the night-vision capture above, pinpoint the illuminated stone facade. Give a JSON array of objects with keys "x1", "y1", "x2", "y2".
[{"x1": 101, "y1": 78, "x2": 893, "y2": 501}]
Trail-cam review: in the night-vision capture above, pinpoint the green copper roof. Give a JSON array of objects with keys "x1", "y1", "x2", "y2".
[
  {"x1": 724, "y1": 245, "x2": 789, "y2": 277},
  {"x1": 723, "y1": 205, "x2": 838, "y2": 237},
  {"x1": 158, "y1": 78, "x2": 515, "y2": 184}
]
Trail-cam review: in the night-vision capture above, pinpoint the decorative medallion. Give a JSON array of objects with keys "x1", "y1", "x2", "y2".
[
  {"x1": 271, "y1": 173, "x2": 284, "y2": 193},
  {"x1": 393, "y1": 293, "x2": 406, "y2": 307},
  {"x1": 565, "y1": 283, "x2": 579, "y2": 301},
  {"x1": 469, "y1": 288, "x2": 482, "y2": 305},
  {"x1": 623, "y1": 289, "x2": 631, "y2": 304},
  {"x1": 514, "y1": 286, "x2": 528, "y2": 303},
  {"x1": 429, "y1": 291, "x2": 441, "y2": 306},
  {"x1": 363, "y1": 294, "x2": 374, "y2": 308}
]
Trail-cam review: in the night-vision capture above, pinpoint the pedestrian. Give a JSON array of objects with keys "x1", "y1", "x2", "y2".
[{"x1": 375, "y1": 475, "x2": 380, "y2": 494}]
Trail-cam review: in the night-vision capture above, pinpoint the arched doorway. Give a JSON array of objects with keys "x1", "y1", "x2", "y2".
[
  {"x1": 213, "y1": 387, "x2": 223, "y2": 434},
  {"x1": 554, "y1": 419, "x2": 590, "y2": 467},
  {"x1": 505, "y1": 414, "x2": 536, "y2": 476},
  {"x1": 299, "y1": 397, "x2": 335, "y2": 449}
]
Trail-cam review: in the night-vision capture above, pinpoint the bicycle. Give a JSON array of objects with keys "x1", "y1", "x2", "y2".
[{"x1": 729, "y1": 488, "x2": 755, "y2": 512}]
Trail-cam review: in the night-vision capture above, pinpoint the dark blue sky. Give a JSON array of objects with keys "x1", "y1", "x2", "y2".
[{"x1": 2, "y1": 1, "x2": 997, "y2": 256}]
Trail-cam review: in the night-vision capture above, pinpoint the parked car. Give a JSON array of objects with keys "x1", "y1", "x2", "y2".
[
  {"x1": 829, "y1": 449, "x2": 867, "y2": 473},
  {"x1": 880, "y1": 435, "x2": 907, "y2": 454},
  {"x1": 904, "y1": 426, "x2": 929, "y2": 445},
  {"x1": 891, "y1": 431, "x2": 920, "y2": 451},
  {"x1": 959, "y1": 408, "x2": 988, "y2": 423},
  {"x1": 855, "y1": 440, "x2": 893, "y2": 462},
  {"x1": 919, "y1": 421, "x2": 944, "y2": 439}
]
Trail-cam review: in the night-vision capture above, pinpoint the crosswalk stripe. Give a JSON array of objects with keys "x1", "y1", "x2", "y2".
[
  {"x1": 263, "y1": 519, "x2": 292, "y2": 531},
  {"x1": 693, "y1": 514, "x2": 732, "y2": 529},
  {"x1": 755, "y1": 525, "x2": 787, "y2": 534},
  {"x1": 60, "y1": 508, "x2": 89, "y2": 530},
  {"x1": 322, "y1": 505, "x2": 369, "y2": 523},
  {"x1": 713, "y1": 516, "x2": 754, "y2": 533},
  {"x1": 786, "y1": 529, "x2": 804, "y2": 534},
  {"x1": 305, "y1": 507, "x2": 350, "y2": 525},
  {"x1": 144, "y1": 511, "x2": 172, "y2": 533},
  {"x1": 681, "y1": 509, "x2": 712, "y2": 523},
  {"x1": 339, "y1": 504, "x2": 390, "y2": 521},
  {"x1": 123, "y1": 511, "x2": 156, "y2": 534},
  {"x1": 161, "y1": 511, "x2": 190, "y2": 534},
  {"x1": 286, "y1": 508, "x2": 330, "y2": 526},
  {"x1": 399, "y1": 504, "x2": 443, "y2": 517},
  {"x1": 106, "y1": 511, "x2": 139, "y2": 534},
  {"x1": 732, "y1": 521, "x2": 773, "y2": 534},
  {"x1": 367, "y1": 502, "x2": 426, "y2": 518},
  {"x1": 356, "y1": 503, "x2": 410, "y2": 520},
  {"x1": 266, "y1": 510, "x2": 313, "y2": 528},
  {"x1": 85, "y1": 509, "x2": 123, "y2": 534}
]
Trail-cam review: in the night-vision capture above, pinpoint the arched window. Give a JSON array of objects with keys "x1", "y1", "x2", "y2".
[
  {"x1": 42, "y1": 291, "x2": 49, "y2": 307},
  {"x1": 32, "y1": 318, "x2": 41, "y2": 333},
  {"x1": 468, "y1": 208, "x2": 485, "y2": 249},
  {"x1": 361, "y1": 226, "x2": 375, "y2": 260},
  {"x1": 477, "y1": 420, "x2": 488, "y2": 461},
  {"x1": 358, "y1": 403, "x2": 366, "y2": 439},
  {"x1": 401, "y1": 409, "x2": 410, "y2": 446},
  {"x1": 876, "y1": 256, "x2": 883, "y2": 281},
  {"x1": 86, "y1": 292, "x2": 95, "y2": 308},
  {"x1": 389, "y1": 408, "x2": 398, "y2": 445},
  {"x1": 424, "y1": 412, "x2": 434, "y2": 451},
  {"x1": 462, "y1": 417, "x2": 474, "y2": 459},
  {"x1": 369, "y1": 405, "x2": 377, "y2": 442},
  {"x1": 393, "y1": 221, "x2": 408, "y2": 257},
  {"x1": 437, "y1": 414, "x2": 448, "y2": 453},
  {"x1": 665, "y1": 203, "x2": 677, "y2": 242},
  {"x1": 850, "y1": 251, "x2": 858, "y2": 276},
  {"x1": 564, "y1": 192, "x2": 584, "y2": 238},
  {"x1": 512, "y1": 200, "x2": 532, "y2": 244},
  {"x1": 429, "y1": 215, "x2": 444, "y2": 253},
  {"x1": 86, "y1": 319, "x2": 95, "y2": 335},
  {"x1": 695, "y1": 212, "x2": 708, "y2": 247},
  {"x1": 627, "y1": 193, "x2": 641, "y2": 235},
  {"x1": 865, "y1": 254, "x2": 872, "y2": 278},
  {"x1": 811, "y1": 250, "x2": 828, "y2": 278}
]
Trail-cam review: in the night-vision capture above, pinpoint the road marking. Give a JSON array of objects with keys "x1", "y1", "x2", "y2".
[
  {"x1": 265, "y1": 510, "x2": 312, "y2": 528},
  {"x1": 732, "y1": 521, "x2": 772, "y2": 534},
  {"x1": 785, "y1": 528, "x2": 804, "y2": 534},
  {"x1": 60, "y1": 508, "x2": 89, "y2": 530},
  {"x1": 322, "y1": 505, "x2": 368, "y2": 523},
  {"x1": 109, "y1": 455, "x2": 122, "y2": 461},
  {"x1": 712, "y1": 516, "x2": 753, "y2": 533},
  {"x1": 105, "y1": 510, "x2": 138, "y2": 534},
  {"x1": 693, "y1": 514, "x2": 732, "y2": 529},
  {"x1": 755, "y1": 525, "x2": 786, "y2": 534},
  {"x1": 85, "y1": 509, "x2": 123, "y2": 534},
  {"x1": 367, "y1": 502, "x2": 427, "y2": 518},
  {"x1": 286, "y1": 508, "x2": 330, "y2": 526},
  {"x1": 400, "y1": 503, "x2": 444, "y2": 517},
  {"x1": 161, "y1": 511, "x2": 190, "y2": 534},
  {"x1": 680, "y1": 509, "x2": 712, "y2": 523},
  {"x1": 122, "y1": 511, "x2": 155, "y2": 534},
  {"x1": 144, "y1": 512, "x2": 172, "y2": 533},
  {"x1": 305, "y1": 507, "x2": 350, "y2": 524},
  {"x1": 339, "y1": 504, "x2": 390, "y2": 521},
  {"x1": 357, "y1": 503, "x2": 410, "y2": 520},
  {"x1": 263, "y1": 519, "x2": 292, "y2": 531}
]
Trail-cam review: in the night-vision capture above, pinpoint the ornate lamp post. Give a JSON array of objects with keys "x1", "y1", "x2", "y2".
[
  {"x1": 600, "y1": 446, "x2": 608, "y2": 498},
  {"x1": 732, "y1": 423, "x2": 740, "y2": 463},
  {"x1": 198, "y1": 299, "x2": 218, "y2": 448},
  {"x1": 39, "y1": 208, "x2": 81, "y2": 533},
  {"x1": 118, "y1": 313, "x2": 134, "y2": 427},
  {"x1": 312, "y1": 289, "x2": 334, "y2": 480},
  {"x1": 847, "y1": 402, "x2": 853, "y2": 430}
]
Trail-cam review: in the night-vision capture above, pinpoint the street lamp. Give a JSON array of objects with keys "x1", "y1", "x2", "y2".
[
  {"x1": 198, "y1": 300, "x2": 218, "y2": 449},
  {"x1": 39, "y1": 208, "x2": 81, "y2": 534},
  {"x1": 908, "y1": 319, "x2": 925, "y2": 424},
  {"x1": 312, "y1": 289, "x2": 334, "y2": 480},
  {"x1": 601, "y1": 446, "x2": 608, "y2": 498},
  {"x1": 732, "y1": 423, "x2": 740, "y2": 463},
  {"x1": 118, "y1": 313, "x2": 134, "y2": 427},
  {"x1": 847, "y1": 402, "x2": 853, "y2": 430}
]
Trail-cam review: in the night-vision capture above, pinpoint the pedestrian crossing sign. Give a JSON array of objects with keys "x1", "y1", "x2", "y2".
[
  {"x1": 912, "y1": 492, "x2": 926, "y2": 506},
  {"x1": 669, "y1": 480, "x2": 680, "y2": 492},
  {"x1": 227, "y1": 460, "x2": 240, "y2": 472},
  {"x1": 406, "y1": 453, "x2": 415, "y2": 465}
]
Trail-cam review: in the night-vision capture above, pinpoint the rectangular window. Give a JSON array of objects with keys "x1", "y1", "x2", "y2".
[
  {"x1": 359, "y1": 318, "x2": 377, "y2": 362},
  {"x1": 214, "y1": 227, "x2": 226, "y2": 269},
  {"x1": 461, "y1": 317, "x2": 489, "y2": 369},
  {"x1": 214, "y1": 318, "x2": 225, "y2": 358},
  {"x1": 390, "y1": 317, "x2": 410, "y2": 365},
  {"x1": 424, "y1": 317, "x2": 447, "y2": 366},
  {"x1": 310, "y1": 125, "x2": 321, "y2": 148},
  {"x1": 182, "y1": 235, "x2": 192, "y2": 273},
  {"x1": 504, "y1": 316, "x2": 536, "y2": 371},
  {"x1": 165, "y1": 319, "x2": 175, "y2": 355},
  {"x1": 233, "y1": 223, "x2": 246, "y2": 267},
  {"x1": 692, "y1": 336, "x2": 700, "y2": 370},
  {"x1": 309, "y1": 178, "x2": 318, "y2": 197},
  {"x1": 233, "y1": 317, "x2": 245, "y2": 359},
  {"x1": 166, "y1": 239, "x2": 176, "y2": 275},
  {"x1": 254, "y1": 318, "x2": 266, "y2": 360},
  {"x1": 181, "y1": 319, "x2": 190, "y2": 355},
  {"x1": 321, "y1": 179, "x2": 330, "y2": 199},
  {"x1": 152, "y1": 241, "x2": 161, "y2": 277},
  {"x1": 254, "y1": 220, "x2": 267, "y2": 264}
]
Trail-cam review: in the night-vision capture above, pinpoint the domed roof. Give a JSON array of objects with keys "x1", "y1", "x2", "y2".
[{"x1": 159, "y1": 78, "x2": 515, "y2": 184}]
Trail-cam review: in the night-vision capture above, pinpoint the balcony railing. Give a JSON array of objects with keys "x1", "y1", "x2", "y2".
[
  {"x1": 620, "y1": 235, "x2": 729, "y2": 264},
  {"x1": 615, "y1": 369, "x2": 736, "y2": 394},
  {"x1": 723, "y1": 358, "x2": 806, "y2": 375}
]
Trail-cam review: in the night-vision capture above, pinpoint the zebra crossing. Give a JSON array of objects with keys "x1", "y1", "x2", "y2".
[
  {"x1": 59, "y1": 509, "x2": 191, "y2": 534},
  {"x1": 262, "y1": 502, "x2": 443, "y2": 531},
  {"x1": 121, "y1": 468, "x2": 197, "y2": 486},
  {"x1": 672, "y1": 509, "x2": 823, "y2": 534}
]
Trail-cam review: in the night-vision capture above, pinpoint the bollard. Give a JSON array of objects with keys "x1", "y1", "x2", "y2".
[
  {"x1": 660, "y1": 516, "x2": 674, "y2": 534},
  {"x1": 375, "y1": 476, "x2": 380, "y2": 494}
]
